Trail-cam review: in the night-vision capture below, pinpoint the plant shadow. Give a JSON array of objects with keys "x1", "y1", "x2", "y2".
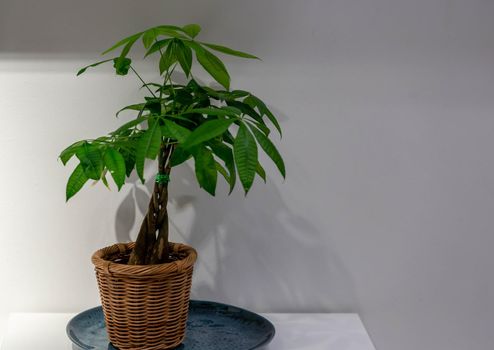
[{"x1": 114, "y1": 163, "x2": 356, "y2": 313}]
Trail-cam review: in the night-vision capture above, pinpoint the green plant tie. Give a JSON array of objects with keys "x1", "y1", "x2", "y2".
[{"x1": 155, "y1": 173, "x2": 170, "y2": 184}]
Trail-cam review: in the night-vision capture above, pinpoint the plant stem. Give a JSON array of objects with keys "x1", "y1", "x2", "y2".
[
  {"x1": 128, "y1": 143, "x2": 173, "y2": 265},
  {"x1": 130, "y1": 66, "x2": 157, "y2": 98},
  {"x1": 128, "y1": 55, "x2": 178, "y2": 265},
  {"x1": 148, "y1": 144, "x2": 174, "y2": 263}
]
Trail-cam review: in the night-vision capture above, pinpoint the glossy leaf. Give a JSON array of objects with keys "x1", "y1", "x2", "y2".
[
  {"x1": 104, "y1": 148, "x2": 126, "y2": 190},
  {"x1": 245, "y1": 95, "x2": 282, "y2": 137},
  {"x1": 231, "y1": 90, "x2": 250, "y2": 97},
  {"x1": 228, "y1": 100, "x2": 270, "y2": 135},
  {"x1": 227, "y1": 100, "x2": 263, "y2": 121},
  {"x1": 60, "y1": 140, "x2": 84, "y2": 165},
  {"x1": 183, "y1": 106, "x2": 241, "y2": 117},
  {"x1": 116, "y1": 103, "x2": 146, "y2": 117},
  {"x1": 111, "y1": 116, "x2": 148, "y2": 135},
  {"x1": 159, "y1": 43, "x2": 176, "y2": 75},
  {"x1": 182, "y1": 24, "x2": 201, "y2": 38},
  {"x1": 194, "y1": 147, "x2": 217, "y2": 195},
  {"x1": 102, "y1": 32, "x2": 143, "y2": 55},
  {"x1": 145, "y1": 38, "x2": 172, "y2": 57},
  {"x1": 195, "y1": 48, "x2": 230, "y2": 90},
  {"x1": 174, "y1": 40, "x2": 192, "y2": 77},
  {"x1": 135, "y1": 121, "x2": 161, "y2": 182},
  {"x1": 77, "y1": 58, "x2": 115, "y2": 76},
  {"x1": 256, "y1": 162, "x2": 266, "y2": 183},
  {"x1": 249, "y1": 125, "x2": 285, "y2": 178},
  {"x1": 246, "y1": 119, "x2": 270, "y2": 137},
  {"x1": 119, "y1": 33, "x2": 141, "y2": 59},
  {"x1": 234, "y1": 123, "x2": 257, "y2": 193},
  {"x1": 163, "y1": 120, "x2": 191, "y2": 142},
  {"x1": 210, "y1": 141, "x2": 236, "y2": 194},
  {"x1": 63, "y1": 24, "x2": 285, "y2": 203},
  {"x1": 121, "y1": 150, "x2": 136, "y2": 177},
  {"x1": 76, "y1": 143, "x2": 103, "y2": 180},
  {"x1": 66, "y1": 164, "x2": 89, "y2": 201},
  {"x1": 182, "y1": 119, "x2": 234, "y2": 149},
  {"x1": 113, "y1": 57, "x2": 132, "y2": 75},
  {"x1": 141, "y1": 122, "x2": 162, "y2": 159},
  {"x1": 155, "y1": 25, "x2": 189, "y2": 39},
  {"x1": 101, "y1": 172, "x2": 110, "y2": 189},
  {"x1": 202, "y1": 42, "x2": 259, "y2": 59},
  {"x1": 170, "y1": 146, "x2": 192, "y2": 166},
  {"x1": 142, "y1": 28, "x2": 157, "y2": 49},
  {"x1": 216, "y1": 161, "x2": 230, "y2": 184}
]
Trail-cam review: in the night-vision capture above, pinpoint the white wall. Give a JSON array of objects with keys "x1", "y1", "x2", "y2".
[{"x1": 1, "y1": 1, "x2": 494, "y2": 349}]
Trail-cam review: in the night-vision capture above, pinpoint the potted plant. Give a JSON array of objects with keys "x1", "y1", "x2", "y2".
[{"x1": 60, "y1": 23, "x2": 285, "y2": 350}]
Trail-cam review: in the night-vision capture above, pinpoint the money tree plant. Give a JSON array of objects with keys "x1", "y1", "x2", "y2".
[{"x1": 60, "y1": 24, "x2": 285, "y2": 265}]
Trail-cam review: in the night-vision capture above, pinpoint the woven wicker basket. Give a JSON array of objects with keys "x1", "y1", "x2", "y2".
[{"x1": 91, "y1": 242, "x2": 197, "y2": 350}]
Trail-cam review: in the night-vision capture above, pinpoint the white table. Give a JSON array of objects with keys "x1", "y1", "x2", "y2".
[{"x1": 1, "y1": 312, "x2": 376, "y2": 350}]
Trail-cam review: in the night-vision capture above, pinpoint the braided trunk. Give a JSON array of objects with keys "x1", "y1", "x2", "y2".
[{"x1": 128, "y1": 143, "x2": 174, "y2": 265}]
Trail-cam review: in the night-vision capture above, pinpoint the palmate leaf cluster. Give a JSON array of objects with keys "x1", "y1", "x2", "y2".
[{"x1": 60, "y1": 24, "x2": 285, "y2": 201}]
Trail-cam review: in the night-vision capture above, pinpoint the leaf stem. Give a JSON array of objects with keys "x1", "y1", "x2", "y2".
[{"x1": 130, "y1": 66, "x2": 157, "y2": 98}]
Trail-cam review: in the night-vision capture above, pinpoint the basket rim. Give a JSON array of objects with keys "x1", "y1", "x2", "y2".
[{"x1": 91, "y1": 241, "x2": 197, "y2": 277}]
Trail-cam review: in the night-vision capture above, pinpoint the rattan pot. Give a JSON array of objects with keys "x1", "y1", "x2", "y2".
[{"x1": 91, "y1": 242, "x2": 197, "y2": 350}]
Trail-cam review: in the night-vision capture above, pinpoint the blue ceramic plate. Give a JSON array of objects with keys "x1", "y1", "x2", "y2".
[{"x1": 67, "y1": 300, "x2": 275, "y2": 350}]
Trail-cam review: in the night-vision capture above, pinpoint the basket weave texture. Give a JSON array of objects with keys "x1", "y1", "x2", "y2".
[{"x1": 91, "y1": 242, "x2": 197, "y2": 350}]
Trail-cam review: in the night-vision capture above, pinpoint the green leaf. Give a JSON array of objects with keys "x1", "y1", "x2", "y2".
[
  {"x1": 216, "y1": 161, "x2": 230, "y2": 183},
  {"x1": 145, "y1": 38, "x2": 172, "y2": 57},
  {"x1": 141, "y1": 82, "x2": 164, "y2": 91},
  {"x1": 59, "y1": 140, "x2": 85, "y2": 165},
  {"x1": 170, "y1": 146, "x2": 192, "y2": 166},
  {"x1": 116, "y1": 103, "x2": 146, "y2": 117},
  {"x1": 101, "y1": 172, "x2": 110, "y2": 189},
  {"x1": 182, "y1": 24, "x2": 201, "y2": 38},
  {"x1": 76, "y1": 142, "x2": 103, "y2": 180},
  {"x1": 111, "y1": 116, "x2": 148, "y2": 135},
  {"x1": 183, "y1": 106, "x2": 241, "y2": 117},
  {"x1": 172, "y1": 89, "x2": 195, "y2": 107},
  {"x1": 159, "y1": 43, "x2": 177, "y2": 75},
  {"x1": 194, "y1": 147, "x2": 217, "y2": 195},
  {"x1": 202, "y1": 42, "x2": 259, "y2": 59},
  {"x1": 256, "y1": 162, "x2": 266, "y2": 183},
  {"x1": 249, "y1": 125, "x2": 286, "y2": 178},
  {"x1": 66, "y1": 163, "x2": 89, "y2": 201},
  {"x1": 135, "y1": 121, "x2": 161, "y2": 182},
  {"x1": 234, "y1": 123, "x2": 258, "y2": 193},
  {"x1": 166, "y1": 114, "x2": 197, "y2": 125},
  {"x1": 230, "y1": 90, "x2": 251, "y2": 98},
  {"x1": 104, "y1": 148, "x2": 126, "y2": 190},
  {"x1": 210, "y1": 141, "x2": 236, "y2": 194},
  {"x1": 227, "y1": 100, "x2": 263, "y2": 121},
  {"x1": 119, "y1": 33, "x2": 141, "y2": 59},
  {"x1": 77, "y1": 58, "x2": 115, "y2": 76},
  {"x1": 227, "y1": 100, "x2": 270, "y2": 135},
  {"x1": 182, "y1": 119, "x2": 234, "y2": 149},
  {"x1": 121, "y1": 149, "x2": 136, "y2": 177},
  {"x1": 195, "y1": 48, "x2": 230, "y2": 90},
  {"x1": 155, "y1": 25, "x2": 189, "y2": 39},
  {"x1": 174, "y1": 40, "x2": 193, "y2": 77},
  {"x1": 201, "y1": 86, "x2": 222, "y2": 99},
  {"x1": 142, "y1": 28, "x2": 157, "y2": 49},
  {"x1": 246, "y1": 119, "x2": 270, "y2": 137},
  {"x1": 113, "y1": 57, "x2": 132, "y2": 75},
  {"x1": 163, "y1": 120, "x2": 191, "y2": 142},
  {"x1": 143, "y1": 97, "x2": 162, "y2": 114},
  {"x1": 102, "y1": 32, "x2": 143, "y2": 55},
  {"x1": 245, "y1": 95, "x2": 282, "y2": 137}
]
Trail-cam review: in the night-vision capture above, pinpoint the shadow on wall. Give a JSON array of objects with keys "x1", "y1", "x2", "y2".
[{"x1": 113, "y1": 164, "x2": 356, "y2": 313}]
